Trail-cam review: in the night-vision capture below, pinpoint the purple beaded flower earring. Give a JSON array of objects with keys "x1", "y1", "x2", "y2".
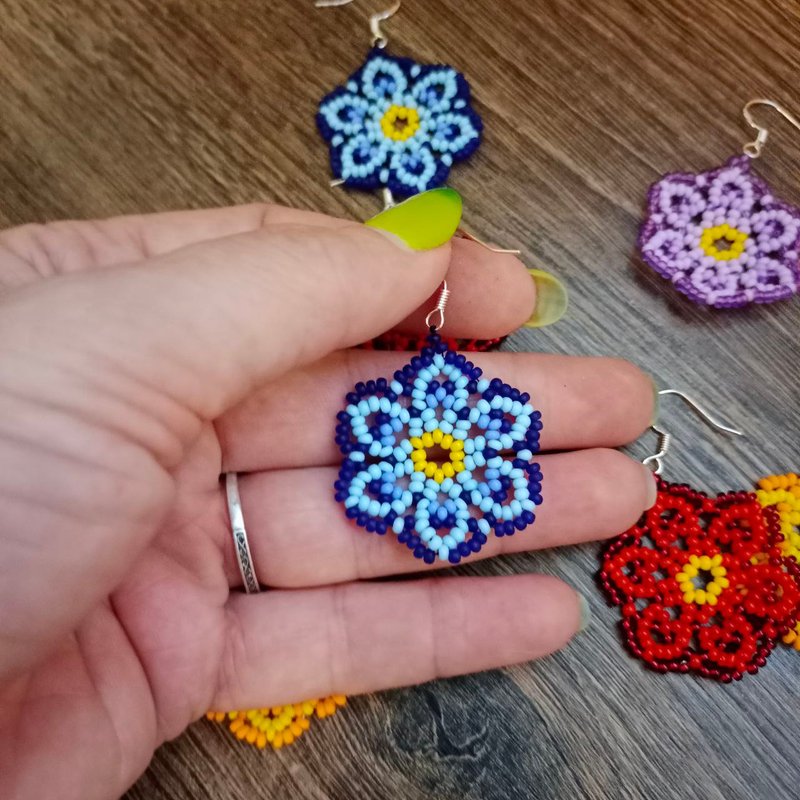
[
  {"x1": 639, "y1": 98, "x2": 800, "y2": 308},
  {"x1": 334, "y1": 284, "x2": 543, "y2": 565}
]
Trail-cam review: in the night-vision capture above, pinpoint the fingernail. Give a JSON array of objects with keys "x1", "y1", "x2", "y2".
[
  {"x1": 578, "y1": 593, "x2": 591, "y2": 633},
  {"x1": 524, "y1": 269, "x2": 569, "y2": 328},
  {"x1": 649, "y1": 376, "x2": 660, "y2": 425},
  {"x1": 642, "y1": 464, "x2": 658, "y2": 508},
  {"x1": 364, "y1": 188, "x2": 463, "y2": 251}
]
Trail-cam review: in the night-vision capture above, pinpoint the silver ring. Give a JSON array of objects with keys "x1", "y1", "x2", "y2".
[{"x1": 225, "y1": 473, "x2": 261, "y2": 594}]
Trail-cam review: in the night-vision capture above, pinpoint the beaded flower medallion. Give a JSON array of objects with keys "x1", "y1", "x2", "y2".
[
  {"x1": 317, "y1": 49, "x2": 482, "y2": 196},
  {"x1": 334, "y1": 334, "x2": 542, "y2": 564},
  {"x1": 599, "y1": 480, "x2": 800, "y2": 682},
  {"x1": 639, "y1": 156, "x2": 800, "y2": 307}
]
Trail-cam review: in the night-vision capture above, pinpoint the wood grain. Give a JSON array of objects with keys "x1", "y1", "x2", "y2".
[{"x1": 3, "y1": 1, "x2": 800, "y2": 797}]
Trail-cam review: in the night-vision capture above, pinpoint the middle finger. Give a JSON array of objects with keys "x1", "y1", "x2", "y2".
[{"x1": 218, "y1": 350, "x2": 654, "y2": 472}]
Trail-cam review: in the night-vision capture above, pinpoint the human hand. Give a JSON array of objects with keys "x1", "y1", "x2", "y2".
[{"x1": 0, "y1": 189, "x2": 656, "y2": 799}]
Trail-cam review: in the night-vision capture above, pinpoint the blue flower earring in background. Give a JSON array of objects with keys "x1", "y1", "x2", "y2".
[
  {"x1": 316, "y1": 0, "x2": 483, "y2": 203},
  {"x1": 313, "y1": 0, "x2": 537, "y2": 353}
]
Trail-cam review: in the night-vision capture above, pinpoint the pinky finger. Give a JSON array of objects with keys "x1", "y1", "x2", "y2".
[{"x1": 212, "y1": 575, "x2": 584, "y2": 710}]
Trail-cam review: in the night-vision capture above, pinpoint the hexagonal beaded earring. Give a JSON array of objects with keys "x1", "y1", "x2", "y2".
[
  {"x1": 334, "y1": 282, "x2": 544, "y2": 565},
  {"x1": 314, "y1": 0, "x2": 518, "y2": 353},
  {"x1": 315, "y1": 0, "x2": 483, "y2": 205},
  {"x1": 639, "y1": 98, "x2": 800, "y2": 308},
  {"x1": 598, "y1": 390, "x2": 800, "y2": 683}
]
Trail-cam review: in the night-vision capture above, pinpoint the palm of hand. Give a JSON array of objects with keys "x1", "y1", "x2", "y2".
[
  {"x1": 0, "y1": 205, "x2": 653, "y2": 800},
  {"x1": 6, "y1": 423, "x2": 231, "y2": 793}
]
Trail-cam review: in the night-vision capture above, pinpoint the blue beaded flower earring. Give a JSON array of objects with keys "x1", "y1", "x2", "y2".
[
  {"x1": 315, "y1": 0, "x2": 483, "y2": 206},
  {"x1": 334, "y1": 284, "x2": 544, "y2": 565},
  {"x1": 314, "y1": 0, "x2": 519, "y2": 355}
]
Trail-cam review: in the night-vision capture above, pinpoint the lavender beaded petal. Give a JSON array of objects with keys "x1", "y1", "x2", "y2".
[
  {"x1": 334, "y1": 335, "x2": 542, "y2": 564},
  {"x1": 639, "y1": 155, "x2": 800, "y2": 307}
]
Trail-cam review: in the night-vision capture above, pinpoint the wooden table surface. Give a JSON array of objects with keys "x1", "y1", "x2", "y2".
[{"x1": 3, "y1": 1, "x2": 800, "y2": 797}]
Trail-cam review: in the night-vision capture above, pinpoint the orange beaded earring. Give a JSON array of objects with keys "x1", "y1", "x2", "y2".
[{"x1": 206, "y1": 695, "x2": 347, "y2": 751}]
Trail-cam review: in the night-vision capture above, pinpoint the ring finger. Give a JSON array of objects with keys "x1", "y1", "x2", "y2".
[{"x1": 222, "y1": 447, "x2": 655, "y2": 588}]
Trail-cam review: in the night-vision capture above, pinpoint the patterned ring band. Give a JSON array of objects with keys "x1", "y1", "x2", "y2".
[{"x1": 225, "y1": 473, "x2": 261, "y2": 594}]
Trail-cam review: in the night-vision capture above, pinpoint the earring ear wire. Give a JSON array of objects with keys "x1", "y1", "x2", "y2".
[
  {"x1": 314, "y1": 0, "x2": 402, "y2": 48},
  {"x1": 742, "y1": 98, "x2": 800, "y2": 158},
  {"x1": 424, "y1": 281, "x2": 450, "y2": 331},
  {"x1": 642, "y1": 389, "x2": 744, "y2": 475}
]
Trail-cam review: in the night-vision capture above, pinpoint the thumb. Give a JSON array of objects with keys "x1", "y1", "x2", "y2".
[{"x1": 1, "y1": 188, "x2": 462, "y2": 435}]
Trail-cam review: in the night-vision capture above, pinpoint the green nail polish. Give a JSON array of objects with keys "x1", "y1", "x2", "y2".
[
  {"x1": 524, "y1": 269, "x2": 569, "y2": 328},
  {"x1": 365, "y1": 188, "x2": 463, "y2": 251}
]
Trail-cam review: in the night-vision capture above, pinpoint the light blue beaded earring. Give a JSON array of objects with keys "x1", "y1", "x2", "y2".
[
  {"x1": 334, "y1": 285, "x2": 544, "y2": 565},
  {"x1": 315, "y1": 0, "x2": 483, "y2": 206}
]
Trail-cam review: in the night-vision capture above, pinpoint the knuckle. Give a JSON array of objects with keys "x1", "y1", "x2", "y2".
[{"x1": 587, "y1": 447, "x2": 649, "y2": 507}]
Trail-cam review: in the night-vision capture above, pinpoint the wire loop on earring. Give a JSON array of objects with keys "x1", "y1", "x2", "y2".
[
  {"x1": 424, "y1": 281, "x2": 450, "y2": 332},
  {"x1": 642, "y1": 389, "x2": 744, "y2": 474},
  {"x1": 742, "y1": 98, "x2": 800, "y2": 158},
  {"x1": 642, "y1": 425, "x2": 672, "y2": 476}
]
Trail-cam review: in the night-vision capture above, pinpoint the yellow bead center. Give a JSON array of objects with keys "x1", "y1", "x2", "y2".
[
  {"x1": 410, "y1": 428, "x2": 465, "y2": 484},
  {"x1": 699, "y1": 223, "x2": 748, "y2": 261},
  {"x1": 380, "y1": 104, "x2": 420, "y2": 141},
  {"x1": 676, "y1": 553, "x2": 728, "y2": 606}
]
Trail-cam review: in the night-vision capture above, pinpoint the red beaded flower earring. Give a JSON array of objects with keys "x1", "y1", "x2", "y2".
[{"x1": 599, "y1": 390, "x2": 800, "y2": 683}]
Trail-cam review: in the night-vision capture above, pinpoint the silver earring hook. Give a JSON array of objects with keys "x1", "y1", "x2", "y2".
[
  {"x1": 642, "y1": 424, "x2": 672, "y2": 476},
  {"x1": 457, "y1": 228, "x2": 521, "y2": 255},
  {"x1": 742, "y1": 98, "x2": 800, "y2": 158},
  {"x1": 314, "y1": 0, "x2": 401, "y2": 49},
  {"x1": 657, "y1": 389, "x2": 744, "y2": 437},
  {"x1": 425, "y1": 281, "x2": 450, "y2": 332},
  {"x1": 642, "y1": 389, "x2": 745, "y2": 475}
]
